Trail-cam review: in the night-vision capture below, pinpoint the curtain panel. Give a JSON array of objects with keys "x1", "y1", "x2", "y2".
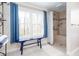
[
  {"x1": 10, "y1": 2, "x2": 19, "y2": 43},
  {"x1": 44, "y1": 11, "x2": 48, "y2": 38}
]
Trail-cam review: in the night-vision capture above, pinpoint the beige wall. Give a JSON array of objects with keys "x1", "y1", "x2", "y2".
[{"x1": 67, "y1": 2, "x2": 79, "y2": 55}]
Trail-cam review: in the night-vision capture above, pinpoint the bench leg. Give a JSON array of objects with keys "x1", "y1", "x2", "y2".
[
  {"x1": 20, "y1": 42, "x2": 23, "y2": 55},
  {"x1": 39, "y1": 39, "x2": 42, "y2": 48},
  {"x1": 37, "y1": 39, "x2": 39, "y2": 46},
  {"x1": 5, "y1": 44, "x2": 7, "y2": 56}
]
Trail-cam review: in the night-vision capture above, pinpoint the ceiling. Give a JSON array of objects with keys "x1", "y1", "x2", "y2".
[{"x1": 17, "y1": 2, "x2": 66, "y2": 12}]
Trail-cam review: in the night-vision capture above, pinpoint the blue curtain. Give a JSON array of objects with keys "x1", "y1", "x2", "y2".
[
  {"x1": 10, "y1": 2, "x2": 19, "y2": 43},
  {"x1": 44, "y1": 11, "x2": 48, "y2": 37}
]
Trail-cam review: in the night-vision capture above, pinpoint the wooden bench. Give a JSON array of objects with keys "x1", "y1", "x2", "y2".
[{"x1": 19, "y1": 36, "x2": 43, "y2": 55}]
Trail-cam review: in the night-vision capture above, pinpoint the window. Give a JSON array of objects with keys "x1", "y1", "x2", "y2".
[
  {"x1": 19, "y1": 7, "x2": 44, "y2": 38},
  {"x1": 19, "y1": 10, "x2": 25, "y2": 36}
]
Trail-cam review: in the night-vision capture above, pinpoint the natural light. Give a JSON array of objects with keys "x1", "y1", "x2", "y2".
[{"x1": 19, "y1": 7, "x2": 44, "y2": 39}]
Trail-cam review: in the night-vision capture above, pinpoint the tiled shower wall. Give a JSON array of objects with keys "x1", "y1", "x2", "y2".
[
  {"x1": 53, "y1": 11, "x2": 59, "y2": 35},
  {"x1": 59, "y1": 12, "x2": 66, "y2": 36},
  {"x1": 53, "y1": 11, "x2": 66, "y2": 36}
]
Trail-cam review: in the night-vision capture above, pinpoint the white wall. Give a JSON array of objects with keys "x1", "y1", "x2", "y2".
[
  {"x1": 67, "y1": 2, "x2": 79, "y2": 55},
  {"x1": 47, "y1": 11, "x2": 54, "y2": 45}
]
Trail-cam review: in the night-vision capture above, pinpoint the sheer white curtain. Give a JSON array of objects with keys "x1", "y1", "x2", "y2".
[{"x1": 19, "y1": 6, "x2": 44, "y2": 40}]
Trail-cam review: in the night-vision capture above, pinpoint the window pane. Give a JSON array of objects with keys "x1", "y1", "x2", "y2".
[
  {"x1": 32, "y1": 13, "x2": 38, "y2": 24},
  {"x1": 19, "y1": 10, "x2": 25, "y2": 24},
  {"x1": 19, "y1": 10, "x2": 25, "y2": 36},
  {"x1": 32, "y1": 13, "x2": 44, "y2": 37},
  {"x1": 25, "y1": 12, "x2": 32, "y2": 36},
  {"x1": 38, "y1": 13, "x2": 44, "y2": 24},
  {"x1": 19, "y1": 23, "x2": 25, "y2": 36}
]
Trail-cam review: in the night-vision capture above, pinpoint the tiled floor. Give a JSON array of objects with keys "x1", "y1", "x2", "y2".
[
  {"x1": 54, "y1": 35, "x2": 66, "y2": 54},
  {"x1": 0, "y1": 35, "x2": 67, "y2": 56},
  {"x1": 7, "y1": 44, "x2": 67, "y2": 56}
]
